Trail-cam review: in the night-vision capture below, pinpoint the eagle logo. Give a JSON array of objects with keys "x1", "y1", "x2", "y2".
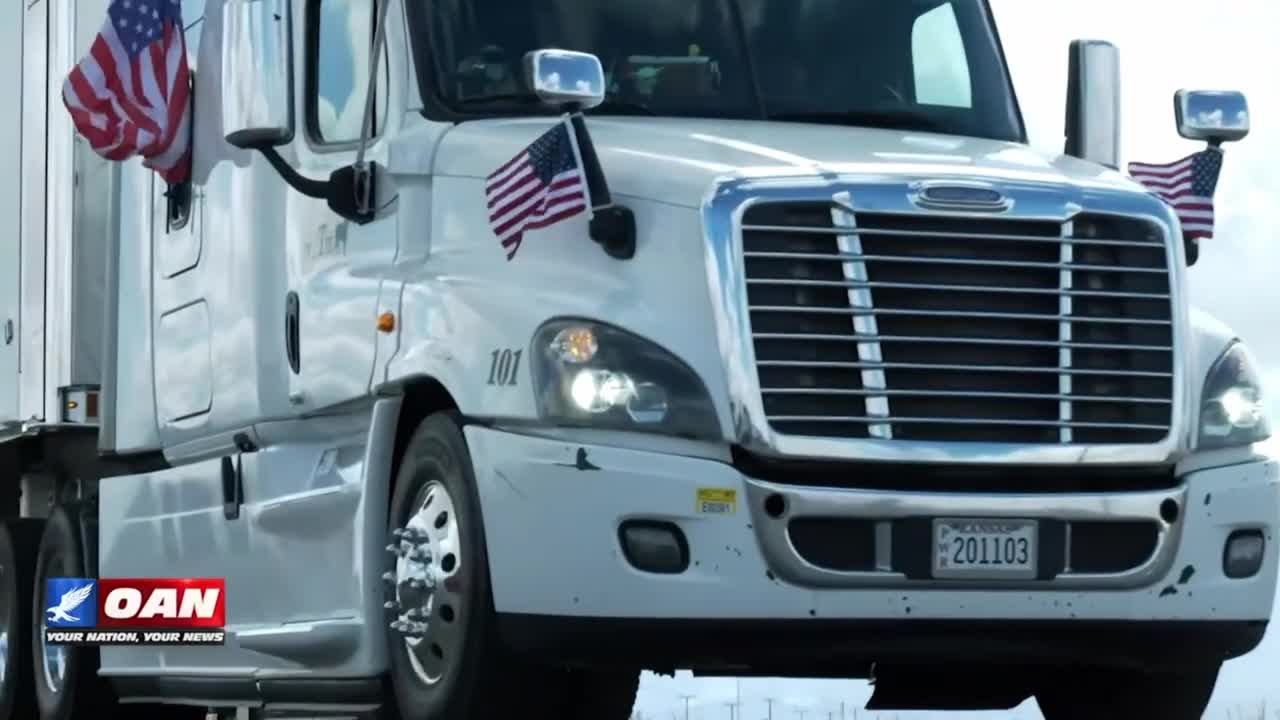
[{"x1": 46, "y1": 583, "x2": 94, "y2": 624}]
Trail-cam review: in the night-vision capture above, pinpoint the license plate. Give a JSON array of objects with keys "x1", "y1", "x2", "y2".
[{"x1": 932, "y1": 518, "x2": 1037, "y2": 580}]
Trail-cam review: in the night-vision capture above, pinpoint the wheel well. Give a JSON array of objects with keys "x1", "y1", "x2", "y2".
[{"x1": 389, "y1": 378, "x2": 459, "y2": 490}]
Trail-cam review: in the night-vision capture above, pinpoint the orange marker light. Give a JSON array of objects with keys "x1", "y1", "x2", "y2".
[{"x1": 376, "y1": 312, "x2": 396, "y2": 333}]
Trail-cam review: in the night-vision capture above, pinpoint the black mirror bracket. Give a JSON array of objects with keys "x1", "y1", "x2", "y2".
[
  {"x1": 566, "y1": 112, "x2": 636, "y2": 260},
  {"x1": 256, "y1": 146, "x2": 377, "y2": 225},
  {"x1": 589, "y1": 206, "x2": 637, "y2": 260},
  {"x1": 328, "y1": 162, "x2": 378, "y2": 225}
]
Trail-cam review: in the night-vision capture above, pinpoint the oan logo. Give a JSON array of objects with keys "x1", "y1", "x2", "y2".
[
  {"x1": 45, "y1": 578, "x2": 226, "y2": 629},
  {"x1": 44, "y1": 578, "x2": 98, "y2": 628}
]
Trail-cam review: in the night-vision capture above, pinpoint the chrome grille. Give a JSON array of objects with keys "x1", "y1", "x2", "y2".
[{"x1": 742, "y1": 200, "x2": 1174, "y2": 445}]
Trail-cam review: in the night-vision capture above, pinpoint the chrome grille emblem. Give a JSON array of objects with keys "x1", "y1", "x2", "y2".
[{"x1": 911, "y1": 182, "x2": 1012, "y2": 213}]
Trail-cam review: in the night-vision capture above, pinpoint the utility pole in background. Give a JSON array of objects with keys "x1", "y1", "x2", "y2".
[
  {"x1": 681, "y1": 695, "x2": 695, "y2": 720},
  {"x1": 725, "y1": 702, "x2": 735, "y2": 720},
  {"x1": 763, "y1": 697, "x2": 775, "y2": 720}
]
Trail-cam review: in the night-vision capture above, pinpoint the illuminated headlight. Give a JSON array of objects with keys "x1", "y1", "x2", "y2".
[
  {"x1": 531, "y1": 319, "x2": 721, "y2": 441},
  {"x1": 1198, "y1": 342, "x2": 1271, "y2": 450}
]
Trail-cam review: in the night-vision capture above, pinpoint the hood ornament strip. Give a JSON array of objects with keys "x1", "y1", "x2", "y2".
[{"x1": 909, "y1": 180, "x2": 1013, "y2": 213}]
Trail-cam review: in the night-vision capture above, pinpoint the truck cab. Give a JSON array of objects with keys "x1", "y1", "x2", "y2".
[{"x1": 0, "y1": 0, "x2": 1272, "y2": 719}]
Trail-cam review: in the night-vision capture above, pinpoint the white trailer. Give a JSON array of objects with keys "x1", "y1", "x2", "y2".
[{"x1": 0, "y1": 0, "x2": 1274, "y2": 719}]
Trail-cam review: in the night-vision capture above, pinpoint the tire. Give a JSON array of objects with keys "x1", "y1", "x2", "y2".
[
  {"x1": 31, "y1": 506, "x2": 204, "y2": 720},
  {"x1": 30, "y1": 506, "x2": 117, "y2": 720},
  {"x1": 1035, "y1": 663, "x2": 1220, "y2": 720},
  {"x1": 381, "y1": 412, "x2": 566, "y2": 720},
  {"x1": 0, "y1": 519, "x2": 43, "y2": 720}
]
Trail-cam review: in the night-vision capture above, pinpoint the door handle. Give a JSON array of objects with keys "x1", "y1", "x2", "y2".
[
  {"x1": 285, "y1": 291, "x2": 300, "y2": 375},
  {"x1": 3, "y1": 319, "x2": 11, "y2": 345},
  {"x1": 221, "y1": 455, "x2": 244, "y2": 521}
]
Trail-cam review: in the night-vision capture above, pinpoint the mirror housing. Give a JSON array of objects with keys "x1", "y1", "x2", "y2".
[
  {"x1": 1176, "y1": 89, "x2": 1250, "y2": 144},
  {"x1": 523, "y1": 49, "x2": 606, "y2": 111},
  {"x1": 1064, "y1": 40, "x2": 1121, "y2": 169},
  {"x1": 222, "y1": 0, "x2": 294, "y2": 149},
  {"x1": 520, "y1": 49, "x2": 634, "y2": 259}
]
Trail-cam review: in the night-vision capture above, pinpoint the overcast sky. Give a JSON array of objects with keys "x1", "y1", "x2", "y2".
[{"x1": 635, "y1": 1, "x2": 1280, "y2": 718}]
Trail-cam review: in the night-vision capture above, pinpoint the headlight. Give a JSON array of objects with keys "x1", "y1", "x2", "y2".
[
  {"x1": 1198, "y1": 342, "x2": 1270, "y2": 450},
  {"x1": 530, "y1": 319, "x2": 721, "y2": 442}
]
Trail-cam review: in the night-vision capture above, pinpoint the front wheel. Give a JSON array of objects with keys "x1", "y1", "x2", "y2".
[
  {"x1": 1036, "y1": 664, "x2": 1220, "y2": 720},
  {"x1": 381, "y1": 412, "x2": 571, "y2": 720}
]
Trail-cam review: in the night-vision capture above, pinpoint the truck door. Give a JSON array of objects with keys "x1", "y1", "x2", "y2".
[
  {"x1": 0, "y1": 4, "x2": 22, "y2": 425},
  {"x1": 284, "y1": 0, "x2": 397, "y2": 412},
  {"x1": 151, "y1": 67, "x2": 212, "y2": 433}
]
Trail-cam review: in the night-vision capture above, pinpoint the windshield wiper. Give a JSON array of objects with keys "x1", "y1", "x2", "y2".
[
  {"x1": 453, "y1": 92, "x2": 544, "y2": 108},
  {"x1": 767, "y1": 109, "x2": 945, "y2": 133},
  {"x1": 584, "y1": 99, "x2": 655, "y2": 116},
  {"x1": 453, "y1": 94, "x2": 654, "y2": 116}
]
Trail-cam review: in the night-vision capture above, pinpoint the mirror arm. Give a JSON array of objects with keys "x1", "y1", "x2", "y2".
[
  {"x1": 569, "y1": 112, "x2": 636, "y2": 260},
  {"x1": 257, "y1": 147, "x2": 377, "y2": 225},
  {"x1": 353, "y1": 0, "x2": 392, "y2": 205},
  {"x1": 259, "y1": 147, "x2": 329, "y2": 199}
]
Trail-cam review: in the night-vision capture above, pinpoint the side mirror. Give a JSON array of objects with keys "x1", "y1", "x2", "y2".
[
  {"x1": 1176, "y1": 89, "x2": 1250, "y2": 144},
  {"x1": 218, "y1": 0, "x2": 376, "y2": 225},
  {"x1": 221, "y1": 0, "x2": 294, "y2": 149},
  {"x1": 1064, "y1": 40, "x2": 1121, "y2": 169},
  {"x1": 523, "y1": 49, "x2": 606, "y2": 111},
  {"x1": 521, "y1": 49, "x2": 634, "y2": 260}
]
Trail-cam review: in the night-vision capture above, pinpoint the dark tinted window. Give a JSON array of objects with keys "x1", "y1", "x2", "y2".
[{"x1": 419, "y1": 0, "x2": 1023, "y2": 142}]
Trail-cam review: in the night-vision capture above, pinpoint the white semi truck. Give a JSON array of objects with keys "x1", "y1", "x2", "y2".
[{"x1": 0, "y1": 0, "x2": 1274, "y2": 718}]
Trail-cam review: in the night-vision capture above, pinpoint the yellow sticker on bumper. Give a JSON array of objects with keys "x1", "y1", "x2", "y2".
[{"x1": 696, "y1": 487, "x2": 737, "y2": 515}]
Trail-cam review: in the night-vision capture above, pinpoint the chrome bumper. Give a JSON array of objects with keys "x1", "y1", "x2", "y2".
[{"x1": 748, "y1": 479, "x2": 1185, "y2": 590}]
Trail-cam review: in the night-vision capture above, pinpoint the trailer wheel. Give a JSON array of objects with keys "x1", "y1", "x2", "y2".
[
  {"x1": 0, "y1": 519, "x2": 43, "y2": 720},
  {"x1": 30, "y1": 506, "x2": 116, "y2": 720},
  {"x1": 381, "y1": 412, "x2": 563, "y2": 720},
  {"x1": 1035, "y1": 663, "x2": 1220, "y2": 720}
]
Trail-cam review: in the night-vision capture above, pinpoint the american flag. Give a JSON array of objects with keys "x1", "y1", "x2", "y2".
[
  {"x1": 485, "y1": 120, "x2": 590, "y2": 260},
  {"x1": 62, "y1": 0, "x2": 192, "y2": 185},
  {"x1": 1127, "y1": 148, "x2": 1224, "y2": 240}
]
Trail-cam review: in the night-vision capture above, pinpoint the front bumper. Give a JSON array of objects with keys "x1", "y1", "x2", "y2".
[{"x1": 466, "y1": 426, "x2": 1279, "y2": 625}]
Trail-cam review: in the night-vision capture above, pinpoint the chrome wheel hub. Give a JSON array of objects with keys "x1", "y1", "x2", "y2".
[{"x1": 384, "y1": 480, "x2": 462, "y2": 685}]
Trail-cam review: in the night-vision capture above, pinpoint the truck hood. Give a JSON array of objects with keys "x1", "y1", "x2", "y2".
[{"x1": 432, "y1": 116, "x2": 1143, "y2": 207}]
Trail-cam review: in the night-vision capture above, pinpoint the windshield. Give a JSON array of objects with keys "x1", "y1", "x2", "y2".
[{"x1": 413, "y1": 0, "x2": 1025, "y2": 142}]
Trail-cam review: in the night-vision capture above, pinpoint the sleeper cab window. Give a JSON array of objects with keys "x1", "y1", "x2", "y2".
[{"x1": 309, "y1": 0, "x2": 390, "y2": 146}]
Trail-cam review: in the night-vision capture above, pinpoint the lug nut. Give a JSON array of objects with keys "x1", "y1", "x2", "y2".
[{"x1": 395, "y1": 527, "x2": 428, "y2": 542}]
